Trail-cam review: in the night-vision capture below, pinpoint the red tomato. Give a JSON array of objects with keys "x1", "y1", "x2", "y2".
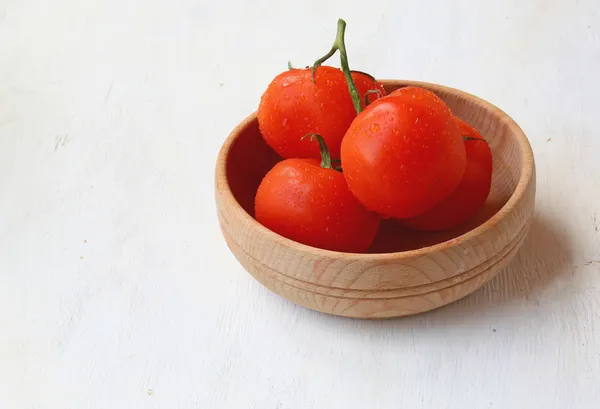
[
  {"x1": 258, "y1": 66, "x2": 356, "y2": 160},
  {"x1": 340, "y1": 86, "x2": 467, "y2": 219},
  {"x1": 255, "y1": 137, "x2": 380, "y2": 252},
  {"x1": 400, "y1": 118, "x2": 493, "y2": 231},
  {"x1": 351, "y1": 71, "x2": 387, "y2": 108}
]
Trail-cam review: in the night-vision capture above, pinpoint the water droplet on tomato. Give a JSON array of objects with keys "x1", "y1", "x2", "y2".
[
  {"x1": 284, "y1": 94, "x2": 290, "y2": 100},
  {"x1": 282, "y1": 118, "x2": 288, "y2": 127},
  {"x1": 370, "y1": 123, "x2": 379, "y2": 132}
]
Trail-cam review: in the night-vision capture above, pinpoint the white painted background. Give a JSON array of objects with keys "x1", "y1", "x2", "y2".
[{"x1": 1, "y1": 0, "x2": 599, "y2": 407}]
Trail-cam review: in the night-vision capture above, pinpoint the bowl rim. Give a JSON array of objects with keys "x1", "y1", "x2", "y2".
[{"x1": 215, "y1": 79, "x2": 535, "y2": 260}]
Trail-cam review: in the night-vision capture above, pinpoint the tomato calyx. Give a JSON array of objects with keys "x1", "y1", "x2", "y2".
[
  {"x1": 462, "y1": 135, "x2": 488, "y2": 143},
  {"x1": 363, "y1": 89, "x2": 384, "y2": 106},
  {"x1": 301, "y1": 133, "x2": 342, "y2": 171},
  {"x1": 310, "y1": 19, "x2": 363, "y2": 115},
  {"x1": 352, "y1": 70, "x2": 384, "y2": 106},
  {"x1": 331, "y1": 159, "x2": 343, "y2": 172}
]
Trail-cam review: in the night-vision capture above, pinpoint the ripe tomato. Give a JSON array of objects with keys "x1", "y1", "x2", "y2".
[
  {"x1": 340, "y1": 86, "x2": 467, "y2": 219},
  {"x1": 351, "y1": 71, "x2": 387, "y2": 108},
  {"x1": 257, "y1": 67, "x2": 385, "y2": 161},
  {"x1": 258, "y1": 66, "x2": 356, "y2": 160},
  {"x1": 255, "y1": 136, "x2": 380, "y2": 253},
  {"x1": 400, "y1": 118, "x2": 493, "y2": 231}
]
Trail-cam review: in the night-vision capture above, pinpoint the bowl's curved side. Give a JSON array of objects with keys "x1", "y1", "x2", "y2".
[
  {"x1": 215, "y1": 80, "x2": 536, "y2": 317},
  {"x1": 221, "y1": 211, "x2": 532, "y2": 318}
]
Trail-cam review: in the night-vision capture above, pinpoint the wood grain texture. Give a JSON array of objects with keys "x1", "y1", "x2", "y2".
[{"x1": 215, "y1": 80, "x2": 536, "y2": 318}]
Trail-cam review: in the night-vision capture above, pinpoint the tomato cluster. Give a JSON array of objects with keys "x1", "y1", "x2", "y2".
[{"x1": 253, "y1": 19, "x2": 492, "y2": 253}]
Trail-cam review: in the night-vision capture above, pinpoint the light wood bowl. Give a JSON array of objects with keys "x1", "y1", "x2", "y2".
[{"x1": 215, "y1": 80, "x2": 536, "y2": 319}]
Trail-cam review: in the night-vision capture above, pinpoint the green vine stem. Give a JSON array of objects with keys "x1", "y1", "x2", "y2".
[
  {"x1": 311, "y1": 19, "x2": 363, "y2": 115},
  {"x1": 302, "y1": 134, "x2": 334, "y2": 169}
]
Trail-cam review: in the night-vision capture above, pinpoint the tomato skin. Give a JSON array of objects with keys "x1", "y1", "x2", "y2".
[
  {"x1": 400, "y1": 118, "x2": 493, "y2": 231},
  {"x1": 255, "y1": 159, "x2": 380, "y2": 253},
  {"x1": 351, "y1": 71, "x2": 387, "y2": 108},
  {"x1": 340, "y1": 86, "x2": 467, "y2": 219},
  {"x1": 258, "y1": 66, "x2": 356, "y2": 160}
]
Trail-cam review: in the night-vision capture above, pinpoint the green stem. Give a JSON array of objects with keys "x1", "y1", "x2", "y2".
[
  {"x1": 312, "y1": 48, "x2": 337, "y2": 74},
  {"x1": 312, "y1": 19, "x2": 363, "y2": 115},
  {"x1": 302, "y1": 134, "x2": 333, "y2": 169}
]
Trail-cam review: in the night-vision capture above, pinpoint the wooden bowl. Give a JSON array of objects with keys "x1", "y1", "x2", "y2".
[{"x1": 215, "y1": 80, "x2": 536, "y2": 319}]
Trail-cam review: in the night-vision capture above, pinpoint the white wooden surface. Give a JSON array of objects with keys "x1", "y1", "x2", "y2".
[{"x1": 1, "y1": 0, "x2": 599, "y2": 407}]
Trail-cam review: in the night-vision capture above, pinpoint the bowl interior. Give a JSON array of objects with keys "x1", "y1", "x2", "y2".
[{"x1": 225, "y1": 82, "x2": 524, "y2": 253}]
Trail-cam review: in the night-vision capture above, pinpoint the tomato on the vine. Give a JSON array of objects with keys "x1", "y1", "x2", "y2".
[
  {"x1": 257, "y1": 18, "x2": 385, "y2": 161},
  {"x1": 400, "y1": 117, "x2": 493, "y2": 231},
  {"x1": 340, "y1": 86, "x2": 467, "y2": 219},
  {"x1": 258, "y1": 66, "x2": 356, "y2": 160},
  {"x1": 257, "y1": 67, "x2": 385, "y2": 161},
  {"x1": 255, "y1": 135, "x2": 380, "y2": 253}
]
